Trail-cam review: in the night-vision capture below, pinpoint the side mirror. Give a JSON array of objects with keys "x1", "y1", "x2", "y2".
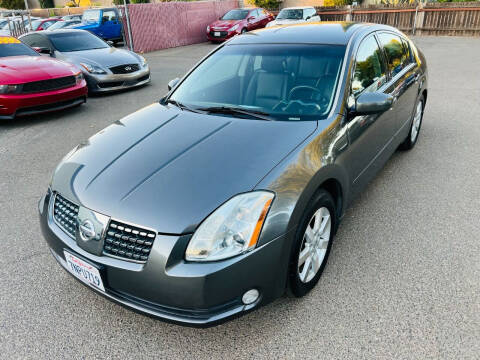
[
  {"x1": 34, "y1": 47, "x2": 52, "y2": 55},
  {"x1": 351, "y1": 92, "x2": 393, "y2": 116},
  {"x1": 168, "y1": 77, "x2": 180, "y2": 91},
  {"x1": 305, "y1": 16, "x2": 311, "y2": 20},
  {"x1": 247, "y1": 16, "x2": 254, "y2": 22}
]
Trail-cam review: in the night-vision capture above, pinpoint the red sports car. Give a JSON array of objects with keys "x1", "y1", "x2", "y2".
[
  {"x1": 207, "y1": 8, "x2": 274, "y2": 42},
  {"x1": 0, "y1": 36, "x2": 87, "y2": 120},
  {"x1": 30, "y1": 18, "x2": 63, "y2": 31}
]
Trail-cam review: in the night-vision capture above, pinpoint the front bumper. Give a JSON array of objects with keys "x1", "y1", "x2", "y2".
[
  {"x1": 85, "y1": 66, "x2": 151, "y2": 93},
  {"x1": 206, "y1": 29, "x2": 238, "y2": 42},
  {"x1": 39, "y1": 190, "x2": 290, "y2": 326},
  {"x1": 0, "y1": 81, "x2": 87, "y2": 120}
]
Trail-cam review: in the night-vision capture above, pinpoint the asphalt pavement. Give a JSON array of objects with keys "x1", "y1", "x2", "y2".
[{"x1": 0, "y1": 37, "x2": 479, "y2": 359}]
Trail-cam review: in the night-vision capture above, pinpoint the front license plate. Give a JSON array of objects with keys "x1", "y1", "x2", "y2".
[
  {"x1": 64, "y1": 251, "x2": 105, "y2": 292},
  {"x1": 214, "y1": 31, "x2": 220, "y2": 37}
]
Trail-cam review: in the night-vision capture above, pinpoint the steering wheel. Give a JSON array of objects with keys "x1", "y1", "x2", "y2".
[{"x1": 288, "y1": 85, "x2": 328, "y2": 104}]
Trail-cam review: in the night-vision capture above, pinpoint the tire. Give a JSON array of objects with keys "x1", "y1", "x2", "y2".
[
  {"x1": 241, "y1": 28, "x2": 247, "y2": 34},
  {"x1": 399, "y1": 95, "x2": 424, "y2": 151},
  {"x1": 288, "y1": 189, "x2": 336, "y2": 297}
]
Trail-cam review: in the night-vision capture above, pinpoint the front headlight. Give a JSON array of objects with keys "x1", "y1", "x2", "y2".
[
  {"x1": 0, "y1": 84, "x2": 19, "y2": 94},
  {"x1": 229, "y1": 24, "x2": 239, "y2": 32},
  {"x1": 138, "y1": 55, "x2": 147, "y2": 68},
  {"x1": 79, "y1": 62, "x2": 106, "y2": 74},
  {"x1": 74, "y1": 72, "x2": 84, "y2": 84},
  {"x1": 185, "y1": 191, "x2": 274, "y2": 262},
  {"x1": 206, "y1": 25, "x2": 210, "y2": 32}
]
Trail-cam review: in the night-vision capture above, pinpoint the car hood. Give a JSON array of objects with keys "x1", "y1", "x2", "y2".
[
  {"x1": 52, "y1": 104, "x2": 317, "y2": 234},
  {"x1": 210, "y1": 19, "x2": 241, "y2": 29},
  {"x1": 60, "y1": 47, "x2": 141, "y2": 69},
  {"x1": 0, "y1": 56, "x2": 79, "y2": 84},
  {"x1": 269, "y1": 19, "x2": 304, "y2": 26}
]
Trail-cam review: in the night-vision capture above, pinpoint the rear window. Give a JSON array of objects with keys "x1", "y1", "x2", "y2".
[
  {"x1": 0, "y1": 41, "x2": 39, "y2": 58},
  {"x1": 48, "y1": 32, "x2": 108, "y2": 52},
  {"x1": 83, "y1": 10, "x2": 101, "y2": 23}
]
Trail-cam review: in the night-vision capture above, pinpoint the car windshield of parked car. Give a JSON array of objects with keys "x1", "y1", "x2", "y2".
[
  {"x1": 48, "y1": 21, "x2": 77, "y2": 31},
  {"x1": 48, "y1": 32, "x2": 108, "y2": 52},
  {"x1": 30, "y1": 19, "x2": 44, "y2": 29},
  {"x1": 0, "y1": 41, "x2": 39, "y2": 58},
  {"x1": 82, "y1": 10, "x2": 101, "y2": 23},
  {"x1": 277, "y1": 9, "x2": 303, "y2": 20},
  {"x1": 221, "y1": 10, "x2": 250, "y2": 20},
  {"x1": 168, "y1": 44, "x2": 345, "y2": 121}
]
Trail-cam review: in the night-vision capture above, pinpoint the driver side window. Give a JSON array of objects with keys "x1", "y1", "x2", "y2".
[{"x1": 352, "y1": 35, "x2": 387, "y2": 97}]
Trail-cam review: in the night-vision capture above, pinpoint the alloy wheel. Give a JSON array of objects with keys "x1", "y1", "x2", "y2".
[
  {"x1": 411, "y1": 101, "x2": 423, "y2": 143},
  {"x1": 298, "y1": 207, "x2": 331, "y2": 283}
]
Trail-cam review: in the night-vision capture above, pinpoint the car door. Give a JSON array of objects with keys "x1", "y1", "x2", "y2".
[
  {"x1": 248, "y1": 10, "x2": 262, "y2": 30},
  {"x1": 377, "y1": 32, "x2": 419, "y2": 138},
  {"x1": 344, "y1": 34, "x2": 393, "y2": 194},
  {"x1": 99, "y1": 9, "x2": 121, "y2": 40}
]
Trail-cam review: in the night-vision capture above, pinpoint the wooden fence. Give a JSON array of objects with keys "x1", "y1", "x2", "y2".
[{"x1": 314, "y1": 2, "x2": 480, "y2": 36}]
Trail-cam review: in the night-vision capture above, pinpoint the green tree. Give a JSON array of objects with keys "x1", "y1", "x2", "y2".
[
  {"x1": 0, "y1": 0, "x2": 25, "y2": 9},
  {"x1": 254, "y1": 0, "x2": 280, "y2": 11},
  {"x1": 39, "y1": 0, "x2": 54, "y2": 8}
]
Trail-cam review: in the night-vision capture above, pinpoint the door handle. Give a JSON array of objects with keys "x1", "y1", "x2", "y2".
[{"x1": 414, "y1": 74, "x2": 420, "y2": 83}]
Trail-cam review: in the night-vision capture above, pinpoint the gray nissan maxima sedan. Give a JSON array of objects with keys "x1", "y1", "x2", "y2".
[
  {"x1": 39, "y1": 22, "x2": 427, "y2": 326},
  {"x1": 20, "y1": 29, "x2": 150, "y2": 93}
]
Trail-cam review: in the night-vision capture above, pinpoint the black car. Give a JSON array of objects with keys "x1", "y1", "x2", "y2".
[{"x1": 39, "y1": 22, "x2": 427, "y2": 326}]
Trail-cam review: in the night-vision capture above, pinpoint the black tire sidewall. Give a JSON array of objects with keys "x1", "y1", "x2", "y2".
[{"x1": 288, "y1": 189, "x2": 336, "y2": 297}]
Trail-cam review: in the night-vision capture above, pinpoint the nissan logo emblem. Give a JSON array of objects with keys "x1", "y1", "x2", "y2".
[
  {"x1": 125, "y1": 66, "x2": 132, "y2": 71},
  {"x1": 79, "y1": 220, "x2": 96, "y2": 241}
]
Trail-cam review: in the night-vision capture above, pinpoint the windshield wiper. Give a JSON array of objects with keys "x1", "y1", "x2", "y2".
[
  {"x1": 166, "y1": 99, "x2": 205, "y2": 114},
  {"x1": 200, "y1": 106, "x2": 274, "y2": 121}
]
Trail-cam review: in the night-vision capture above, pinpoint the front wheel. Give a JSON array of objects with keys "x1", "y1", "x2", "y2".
[
  {"x1": 241, "y1": 28, "x2": 247, "y2": 34},
  {"x1": 289, "y1": 189, "x2": 336, "y2": 297},
  {"x1": 400, "y1": 95, "x2": 424, "y2": 150}
]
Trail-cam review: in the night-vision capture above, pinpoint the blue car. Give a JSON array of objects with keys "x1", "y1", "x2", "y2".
[{"x1": 73, "y1": 8, "x2": 123, "y2": 43}]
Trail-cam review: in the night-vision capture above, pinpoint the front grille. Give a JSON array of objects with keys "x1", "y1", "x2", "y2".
[
  {"x1": 109, "y1": 64, "x2": 140, "y2": 74},
  {"x1": 103, "y1": 220, "x2": 156, "y2": 263},
  {"x1": 210, "y1": 31, "x2": 228, "y2": 37},
  {"x1": 21, "y1": 76, "x2": 76, "y2": 94},
  {"x1": 53, "y1": 194, "x2": 79, "y2": 238},
  {"x1": 98, "y1": 81, "x2": 124, "y2": 89}
]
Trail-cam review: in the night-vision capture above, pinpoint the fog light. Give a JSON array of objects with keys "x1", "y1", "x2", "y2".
[{"x1": 242, "y1": 289, "x2": 259, "y2": 305}]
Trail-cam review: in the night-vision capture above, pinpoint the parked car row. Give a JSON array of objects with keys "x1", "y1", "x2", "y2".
[
  {"x1": 0, "y1": 30, "x2": 150, "y2": 120},
  {"x1": 207, "y1": 6, "x2": 321, "y2": 42}
]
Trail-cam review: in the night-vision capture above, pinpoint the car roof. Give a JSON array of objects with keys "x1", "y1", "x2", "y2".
[{"x1": 229, "y1": 22, "x2": 391, "y2": 46}]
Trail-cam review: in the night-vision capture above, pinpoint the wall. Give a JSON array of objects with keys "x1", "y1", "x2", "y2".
[
  {"x1": 123, "y1": 0, "x2": 238, "y2": 53},
  {"x1": 281, "y1": 0, "x2": 324, "y2": 9}
]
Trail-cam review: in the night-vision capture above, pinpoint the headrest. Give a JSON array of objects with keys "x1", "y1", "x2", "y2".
[
  {"x1": 298, "y1": 56, "x2": 325, "y2": 78},
  {"x1": 261, "y1": 56, "x2": 286, "y2": 73}
]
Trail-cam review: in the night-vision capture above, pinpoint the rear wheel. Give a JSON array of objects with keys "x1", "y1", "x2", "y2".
[
  {"x1": 400, "y1": 95, "x2": 424, "y2": 150},
  {"x1": 289, "y1": 189, "x2": 336, "y2": 297}
]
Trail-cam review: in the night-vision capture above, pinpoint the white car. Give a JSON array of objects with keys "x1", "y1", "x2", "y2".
[{"x1": 266, "y1": 7, "x2": 320, "y2": 28}]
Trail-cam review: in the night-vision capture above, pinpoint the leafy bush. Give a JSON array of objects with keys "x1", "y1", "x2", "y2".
[
  {"x1": 254, "y1": 0, "x2": 280, "y2": 11},
  {"x1": 39, "y1": 0, "x2": 54, "y2": 8},
  {"x1": 130, "y1": 0, "x2": 149, "y2": 3},
  {"x1": 0, "y1": 0, "x2": 25, "y2": 10}
]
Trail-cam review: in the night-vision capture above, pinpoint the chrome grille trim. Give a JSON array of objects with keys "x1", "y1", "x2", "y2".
[{"x1": 53, "y1": 193, "x2": 79, "y2": 239}]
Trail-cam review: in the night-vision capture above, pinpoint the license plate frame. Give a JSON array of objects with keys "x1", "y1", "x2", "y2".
[{"x1": 64, "y1": 251, "x2": 105, "y2": 292}]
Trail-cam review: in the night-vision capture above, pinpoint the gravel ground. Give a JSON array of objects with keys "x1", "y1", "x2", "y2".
[{"x1": 0, "y1": 37, "x2": 479, "y2": 359}]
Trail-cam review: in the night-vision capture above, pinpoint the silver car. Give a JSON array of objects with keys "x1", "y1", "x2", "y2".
[{"x1": 20, "y1": 29, "x2": 150, "y2": 93}]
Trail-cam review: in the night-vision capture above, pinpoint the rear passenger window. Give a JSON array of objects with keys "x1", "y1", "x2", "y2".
[
  {"x1": 352, "y1": 35, "x2": 387, "y2": 96},
  {"x1": 378, "y1": 33, "x2": 409, "y2": 77}
]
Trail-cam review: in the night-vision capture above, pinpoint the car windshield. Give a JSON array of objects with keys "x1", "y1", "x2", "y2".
[
  {"x1": 221, "y1": 10, "x2": 249, "y2": 20},
  {"x1": 30, "y1": 19, "x2": 43, "y2": 29},
  {"x1": 168, "y1": 44, "x2": 345, "y2": 121},
  {"x1": 48, "y1": 31, "x2": 108, "y2": 52},
  {"x1": 0, "y1": 41, "x2": 39, "y2": 58},
  {"x1": 277, "y1": 9, "x2": 303, "y2": 20},
  {"x1": 82, "y1": 10, "x2": 101, "y2": 23}
]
